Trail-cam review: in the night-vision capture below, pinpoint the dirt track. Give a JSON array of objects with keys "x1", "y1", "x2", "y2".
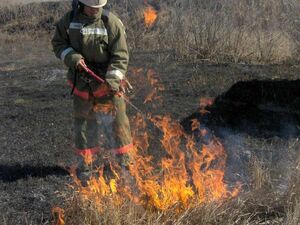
[{"x1": 0, "y1": 53, "x2": 300, "y2": 224}]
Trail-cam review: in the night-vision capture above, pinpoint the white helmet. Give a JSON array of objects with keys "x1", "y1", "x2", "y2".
[{"x1": 79, "y1": 0, "x2": 107, "y2": 8}]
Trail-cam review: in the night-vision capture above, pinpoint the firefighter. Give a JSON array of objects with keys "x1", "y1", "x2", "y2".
[{"x1": 51, "y1": 0, "x2": 133, "y2": 181}]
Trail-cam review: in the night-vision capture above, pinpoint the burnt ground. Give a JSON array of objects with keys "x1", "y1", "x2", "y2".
[{"x1": 0, "y1": 51, "x2": 300, "y2": 224}]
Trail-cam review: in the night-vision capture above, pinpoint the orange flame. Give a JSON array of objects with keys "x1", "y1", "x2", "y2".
[
  {"x1": 200, "y1": 97, "x2": 214, "y2": 108},
  {"x1": 143, "y1": 5, "x2": 158, "y2": 27},
  {"x1": 199, "y1": 97, "x2": 215, "y2": 115},
  {"x1": 189, "y1": 140, "x2": 228, "y2": 201},
  {"x1": 191, "y1": 119, "x2": 200, "y2": 131},
  {"x1": 144, "y1": 69, "x2": 164, "y2": 104},
  {"x1": 93, "y1": 102, "x2": 114, "y2": 114},
  {"x1": 71, "y1": 113, "x2": 239, "y2": 211},
  {"x1": 54, "y1": 68, "x2": 240, "y2": 221},
  {"x1": 51, "y1": 207, "x2": 65, "y2": 225}
]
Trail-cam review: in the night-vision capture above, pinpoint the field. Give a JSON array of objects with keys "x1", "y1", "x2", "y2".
[
  {"x1": 0, "y1": 0, "x2": 60, "y2": 6},
  {"x1": 0, "y1": 1, "x2": 300, "y2": 224}
]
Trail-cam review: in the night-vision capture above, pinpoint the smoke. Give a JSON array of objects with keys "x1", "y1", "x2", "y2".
[{"x1": 192, "y1": 120, "x2": 300, "y2": 193}]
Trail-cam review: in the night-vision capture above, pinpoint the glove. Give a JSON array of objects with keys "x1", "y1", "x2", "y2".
[
  {"x1": 106, "y1": 78, "x2": 134, "y2": 94},
  {"x1": 120, "y1": 79, "x2": 133, "y2": 94},
  {"x1": 106, "y1": 78, "x2": 120, "y2": 92}
]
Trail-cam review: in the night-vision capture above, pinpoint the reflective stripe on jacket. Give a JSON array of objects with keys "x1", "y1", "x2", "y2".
[{"x1": 51, "y1": 8, "x2": 129, "y2": 99}]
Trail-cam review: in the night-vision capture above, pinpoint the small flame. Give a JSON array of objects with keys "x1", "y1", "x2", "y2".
[
  {"x1": 200, "y1": 97, "x2": 214, "y2": 108},
  {"x1": 143, "y1": 5, "x2": 158, "y2": 27},
  {"x1": 93, "y1": 85, "x2": 113, "y2": 113},
  {"x1": 144, "y1": 69, "x2": 164, "y2": 104},
  {"x1": 93, "y1": 102, "x2": 114, "y2": 114},
  {"x1": 191, "y1": 119, "x2": 200, "y2": 131},
  {"x1": 199, "y1": 97, "x2": 214, "y2": 115},
  {"x1": 51, "y1": 207, "x2": 65, "y2": 225}
]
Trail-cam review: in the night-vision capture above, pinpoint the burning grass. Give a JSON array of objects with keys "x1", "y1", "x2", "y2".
[
  {"x1": 0, "y1": 56, "x2": 299, "y2": 224},
  {"x1": 52, "y1": 68, "x2": 240, "y2": 223},
  {"x1": 0, "y1": 2, "x2": 299, "y2": 224},
  {"x1": 51, "y1": 68, "x2": 300, "y2": 225},
  {"x1": 53, "y1": 179, "x2": 300, "y2": 225},
  {"x1": 143, "y1": 4, "x2": 158, "y2": 27}
]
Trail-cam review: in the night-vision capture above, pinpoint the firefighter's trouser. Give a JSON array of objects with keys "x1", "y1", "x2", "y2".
[{"x1": 73, "y1": 93, "x2": 133, "y2": 156}]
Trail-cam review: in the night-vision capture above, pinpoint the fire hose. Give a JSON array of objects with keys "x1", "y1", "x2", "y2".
[{"x1": 83, "y1": 66, "x2": 146, "y2": 116}]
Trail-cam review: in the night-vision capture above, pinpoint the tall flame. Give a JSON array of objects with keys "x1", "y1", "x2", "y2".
[
  {"x1": 65, "y1": 112, "x2": 239, "y2": 212},
  {"x1": 52, "y1": 68, "x2": 241, "y2": 224}
]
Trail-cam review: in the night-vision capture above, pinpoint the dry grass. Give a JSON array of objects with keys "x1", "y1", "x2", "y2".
[
  {"x1": 58, "y1": 186, "x2": 298, "y2": 225},
  {"x1": 132, "y1": 0, "x2": 300, "y2": 64},
  {"x1": 0, "y1": 0, "x2": 60, "y2": 6},
  {"x1": 0, "y1": 1, "x2": 68, "y2": 33},
  {"x1": 0, "y1": 1, "x2": 299, "y2": 224},
  {"x1": 49, "y1": 127, "x2": 300, "y2": 225},
  {"x1": 54, "y1": 140, "x2": 300, "y2": 225},
  {"x1": 0, "y1": 31, "x2": 57, "y2": 71},
  {"x1": 0, "y1": 0, "x2": 299, "y2": 64},
  {"x1": 111, "y1": 0, "x2": 299, "y2": 64}
]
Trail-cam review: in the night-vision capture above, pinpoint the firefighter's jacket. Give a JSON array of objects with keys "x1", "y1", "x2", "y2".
[{"x1": 52, "y1": 8, "x2": 129, "y2": 100}]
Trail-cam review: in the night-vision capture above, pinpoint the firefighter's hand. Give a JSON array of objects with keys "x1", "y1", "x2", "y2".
[
  {"x1": 76, "y1": 59, "x2": 88, "y2": 72},
  {"x1": 120, "y1": 79, "x2": 133, "y2": 94},
  {"x1": 106, "y1": 78, "x2": 120, "y2": 92}
]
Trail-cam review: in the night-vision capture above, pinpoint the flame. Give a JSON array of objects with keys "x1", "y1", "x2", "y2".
[
  {"x1": 130, "y1": 67, "x2": 144, "y2": 75},
  {"x1": 191, "y1": 119, "x2": 200, "y2": 131},
  {"x1": 67, "y1": 113, "x2": 238, "y2": 211},
  {"x1": 189, "y1": 140, "x2": 227, "y2": 201},
  {"x1": 199, "y1": 97, "x2": 215, "y2": 115},
  {"x1": 200, "y1": 97, "x2": 214, "y2": 108},
  {"x1": 51, "y1": 207, "x2": 65, "y2": 225},
  {"x1": 143, "y1": 5, "x2": 158, "y2": 27},
  {"x1": 93, "y1": 85, "x2": 114, "y2": 113},
  {"x1": 93, "y1": 102, "x2": 114, "y2": 114},
  {"x1": 52, "y1": 68, "x2": 240, "y2": 223},
  {"x1": 81, "y1": 152, "x2": 95, "y2": 167},
  {"x1": 144, "y1": 69, "x2": 164, "y2": 104}
]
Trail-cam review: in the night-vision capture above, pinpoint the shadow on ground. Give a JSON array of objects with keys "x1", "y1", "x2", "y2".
[
  {"x1": 0, "y1": 164, "x2": 69, "y2": 182},
  {"x1": 182, "y1": 79, "x2": 300, "y2": 138}
]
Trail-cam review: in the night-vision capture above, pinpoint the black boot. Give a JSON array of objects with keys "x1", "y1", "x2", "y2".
[
  {"x1": 76, "y1": 157, "x2": 93, "y2": 186},
  {"x1": 75, "y1": 155, "x2": 103, "y2": 186}
]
